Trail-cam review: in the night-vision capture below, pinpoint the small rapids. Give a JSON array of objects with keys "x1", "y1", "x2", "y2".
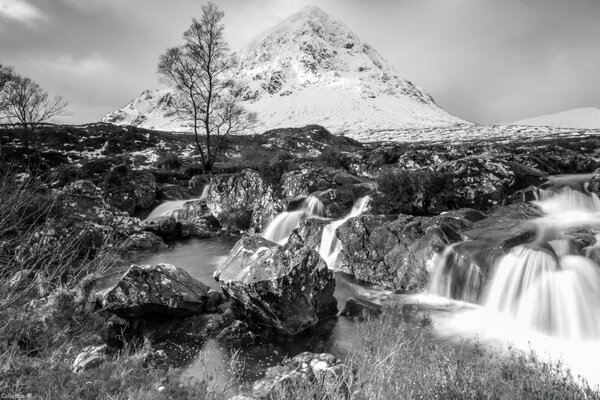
[
  {"x1": 262, "y1": 196, "x2": 326, "y2": 244},
  {"x1": 146, "y1": 185, "x2": 210, "y2": 219},
  {"x1": 319, "y1": 196, "x2": 370, "y2": 269},
  {"x1": 425, "y1": 181, "x2": 600, "y2": 384}
]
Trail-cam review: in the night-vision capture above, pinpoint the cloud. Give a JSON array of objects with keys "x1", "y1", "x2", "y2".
[
  {"x1": 38, "y1": 52, "x2": 114, "y2": 77},
  {"x1": 0, "y1": 0, "x2": 43, "y2": 25}
]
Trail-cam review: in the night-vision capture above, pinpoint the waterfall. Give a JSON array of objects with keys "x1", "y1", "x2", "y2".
[
  {"x1": 428, "y1": 242, "x2": 484, "y2": 303},
  {"x1": 319, "y1": 196, "x2": 370, "y2": 269},
  {"x1": 262, "y1": 196, "x2": 325, "y2": 245},
  {"x1": 428, "y1": 180, "x2": 600, "y2": 339},
  {"x1": 146, "y1": 185, "x2": 210, "y2": 220}
]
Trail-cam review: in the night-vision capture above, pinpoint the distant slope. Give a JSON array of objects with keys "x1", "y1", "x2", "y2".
[
  {"x1": 103, "y1": 5, "x2": 464, "y2": 142},
  {"x1": 512, "y1": 107, "x2": 600, "y2": 129}
]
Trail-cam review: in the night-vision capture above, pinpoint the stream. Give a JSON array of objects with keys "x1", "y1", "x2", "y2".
[{"x1": 109, "y1": 174, "x2": 600, "y2": 389}]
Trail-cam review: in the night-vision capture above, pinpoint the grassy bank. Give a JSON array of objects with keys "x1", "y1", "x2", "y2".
[{"x1": 265, "y1": 310, "x2": 600, "y2": 400}]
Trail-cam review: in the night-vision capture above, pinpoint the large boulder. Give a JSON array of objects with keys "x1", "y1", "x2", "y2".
[
  {"x1": 206, "y1": 169, "x2": 282, "y2": 232},
  {"x1": 433, "y1": 156, "x2": 547, "y2": 210},
  {"x1": 337, "y1": 212, "x2": 475, "y2": 291},
  {"x1": 103, "y1": 167, "x2": 159, "y2": 216},
  {"x1": 214, "y1": 236, "x2": 337, "y2": 336},
  {"x1": 100, "y1": 264, "x2": 210, "y2": 318}
]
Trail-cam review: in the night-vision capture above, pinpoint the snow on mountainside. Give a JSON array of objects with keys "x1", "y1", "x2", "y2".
[
  {"x1": 103, "y1": 5, "x2": 464, "y2": 141},
  {"x1": 512, "y1": 107, "x2": 600, "y2": 130}
]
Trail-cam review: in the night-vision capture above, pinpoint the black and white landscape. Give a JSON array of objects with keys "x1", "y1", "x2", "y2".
[{"x1": 2, "y1": 1, "x2": 600, "y2": 399}]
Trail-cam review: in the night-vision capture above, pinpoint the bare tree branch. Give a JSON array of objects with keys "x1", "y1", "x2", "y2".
[{"x1": 157, "y1": 2, "x2": 255, "y2": 172}]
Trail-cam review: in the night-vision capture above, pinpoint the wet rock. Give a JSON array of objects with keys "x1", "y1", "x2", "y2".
[
  {"x1": 281, "y1": 167, "x2": 365, "y2": 199},
  {"x1": 142, "y1": 216, "x2": 178, "y2": 239},
  {"x1": 589, "y1": 168, "x2": 600, "y2": 196},
  {"x1": 206, "y1": 169, "x2": 283, "y2": 232},
  {"x1": 214, "y1": 236, "x2": 337, "y2": 336},
  {"x1": 288, "y1": 217, "x2": 332, "y2": 250},
  {"x1": 99, "y1": 264, "x2": 210, "y2": 318},
  {"x1": 125, "y1": 231, "x2": 167, "y2": 251},
  {"x1": 337, "y1": 214, "x2": 468, "y2": 291},
  {"x1": 252, "y1": 352, "x2": 347, "y2": 399},
  {"x1": 72, "y1": 344, "x2": 107, "y2": 373},
  {"x1": 215, "y1": 320, "x2": 257, "y2": 347},
  {"x1": 340, "y1": 297, "x2": 382, "y2": 319}
]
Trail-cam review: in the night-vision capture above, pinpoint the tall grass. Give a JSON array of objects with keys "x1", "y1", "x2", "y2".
[{"x1": 265, "y1": 310, "x2": 600, "y2": 400}]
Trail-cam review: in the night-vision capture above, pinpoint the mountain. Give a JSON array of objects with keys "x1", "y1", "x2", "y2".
[
  {"x1": 512, "y1": 107, "x2": 600, "y2": 129},
  {"x1": 103, "y1": 5, "x2": 464, "y2": 141}
]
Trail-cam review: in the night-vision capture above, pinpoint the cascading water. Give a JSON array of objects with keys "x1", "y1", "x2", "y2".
[
  {"x1": 319, "y1": 196, "x2": 370, "y2": 269},
  {"x1": 146, "y1": 185, "x2": 210, "y2": 219},
  {"x1": 262, "y1": 196, "x2": 325, "y2": 244},
  {"x1": 429, "y1": 184, "x2": 600, "y2": 340},
  {"x1": 427, "y1": 242, "x2": 485, "y2": 303}
]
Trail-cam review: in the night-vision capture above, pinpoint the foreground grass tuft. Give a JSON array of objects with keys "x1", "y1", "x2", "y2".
[{"x1": 267, "y1": 310, "x2": 600, "y2": 400}]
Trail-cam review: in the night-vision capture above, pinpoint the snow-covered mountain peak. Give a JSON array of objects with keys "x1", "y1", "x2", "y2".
[{"x1": 103, "y1": 6, "x2": 465, "y2": 141}]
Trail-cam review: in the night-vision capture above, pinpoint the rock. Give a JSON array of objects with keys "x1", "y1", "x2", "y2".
[
  {"x1": 205, "y1": 289, "x2": 224, "y2": 313},
  {"x1": 207, "y1": 169, "x2": 283, "y2": 232},
  {"x1": 100, "y1": 264, "x2": 210, "y2": 318},
  {"x1": 142, "y1": 216, "x2": 179, "y2": 239},
  {"x1": 337, "y1": 214, "x2": 468, "y2": 291},
  {"x1": 589, "y1": 168, "x2": 600, "y2": 196},
  {"x1": 72, "y1": 345, "x2": 107, "y2": 373},
  {"x1": 252, "y1": 352, "x2": 347, "y2": 399},
  {"x1": 125, "y1": 231, "x2": 167, "y2": 251},
  {"x1": 288, "y1": 217, "x2": 332, "y2": 250},
  {"x1": 281, "y1": 167, "x2": 366, "y2": 200},
  {"x1": 215, "y1": 320, "x2": 257, "y2": 347},
  {"x1": 433, "y1": 157, "x2": 547, "y2": 210},
  {"x1": 340, "y1": 297, "x2": 382, "y2": 319},
  {"x1": 103, "y1": 168, "x2": 158, "y2": 215},
  {"x1": 214, "y1": 236, "x2": 337, "y2": 336}
]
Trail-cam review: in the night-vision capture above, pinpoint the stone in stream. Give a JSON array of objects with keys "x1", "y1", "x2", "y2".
[
  {"x1": 340, "y1": 297, "x2": 382, "y2": 319},
  {"x1": 214, "y1": 236, "x2": 337, "y2": 336},
  {"x1": 99, "y1": 263, "x2": 210, "y2": 318}
]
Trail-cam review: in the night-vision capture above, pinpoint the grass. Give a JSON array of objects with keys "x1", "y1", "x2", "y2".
[
  {"x1": 0, "y1": 171, "x2": 232, "y2": 399},
  {"x1": 263, "y1": 309, "x2": 600, "y2": 400}
]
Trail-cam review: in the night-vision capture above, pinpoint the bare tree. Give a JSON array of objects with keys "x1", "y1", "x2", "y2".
[
  {"x1": 158, "y1": 2, "x2": 256, "y2": 172},
  {"x1": 0, "y1": 64, "x2": 15, "y2": 114},
  {"x1": 0, "y1": 75, "x2": 67, "y2": 151}
]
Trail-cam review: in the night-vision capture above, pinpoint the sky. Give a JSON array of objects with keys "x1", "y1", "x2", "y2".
[{"x1": 0, "y1": 0, "x2": 599, "y2": 125}]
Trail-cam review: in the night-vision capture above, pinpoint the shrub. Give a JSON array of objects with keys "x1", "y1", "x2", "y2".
[
  {"x1": 371, "y1": 168, "x2": 455, "y2": 215},
  {"x1": 315, "y1": 147, "x2": 349, "y2": 169},
  {"x1": 156, "y1": 151, "x2": 183, "y2": 170}
]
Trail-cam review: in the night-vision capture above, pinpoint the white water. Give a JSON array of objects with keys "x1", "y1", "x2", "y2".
[
  {"x1": 425, "y1": 184, "x2": 600, "y2": 385},
  {"x1": 262, "y1": 196, "x2": 325, "y2": 244},
  {"x1": 318, "y1": 196, "x2": 370, "y2": 269},
  {"x1": 145, "y1": 185, "x2": 210, "y2": 220}
]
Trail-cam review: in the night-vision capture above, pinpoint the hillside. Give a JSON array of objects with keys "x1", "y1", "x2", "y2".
[{"x1": 103, "y1": 6, "x2": 464, "y2": 141}]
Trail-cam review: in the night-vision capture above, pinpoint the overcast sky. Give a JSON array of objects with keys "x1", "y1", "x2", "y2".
[{"x1": 1, "y1": 0, "x2": 598, "y2": 125}]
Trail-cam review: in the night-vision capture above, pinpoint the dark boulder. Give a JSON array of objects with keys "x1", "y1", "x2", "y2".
[
  {"x1": 214, "y1": 236, "x2": 337, "y2": 336},
  {"x1": 206, "y1": 169, "x2": 283, "y2": 232},
  {"x1": 337, "y1": 214, "x2": 470, "y2": 291},
  {"x1": 99, "y1": 264, "x2": 210, "y2": 318},
  {"x1": 340, "y1": 297, "x2": 382, "y2": 319}
]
